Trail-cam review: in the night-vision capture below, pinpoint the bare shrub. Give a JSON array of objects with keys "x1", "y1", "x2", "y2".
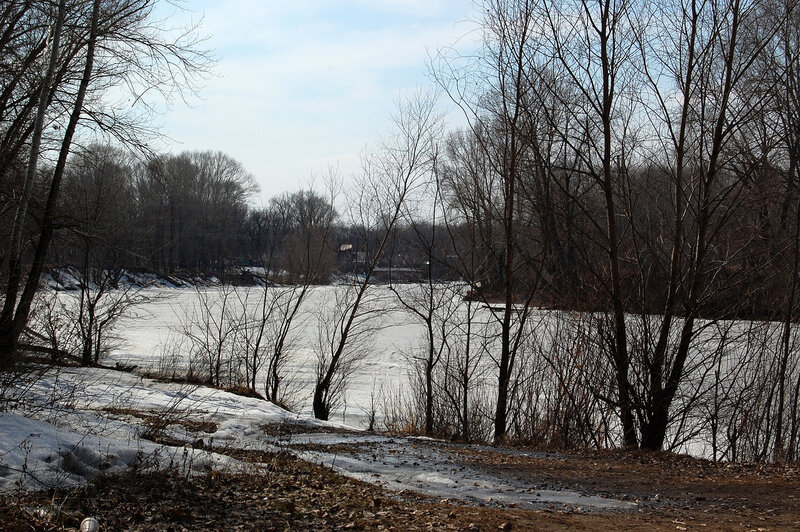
[
  {"x1": 177, "y1": 286, "x2": 241, "y2": 388},
  {"x1": 313, "y1": 284, "x2": 388, "y2": 421},
  {"x1": 21, "y1": 272, "x2": 148, "y2": 366},
  {"x1": 507, "y1": 312, "x2": 617, "y2": 450}
]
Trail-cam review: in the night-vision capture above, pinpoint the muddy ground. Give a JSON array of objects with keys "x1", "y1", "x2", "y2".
[{"x1": 1, "y1": 428, "x2": 797, "y2": 531}]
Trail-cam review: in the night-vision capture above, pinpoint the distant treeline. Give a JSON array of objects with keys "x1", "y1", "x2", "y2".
[
  {"x1": 7, "y1": 145, "x2": 459, "y2": 285},
  {"x1": 5, "y1": 138, "x2": 792, "y2": 323}
]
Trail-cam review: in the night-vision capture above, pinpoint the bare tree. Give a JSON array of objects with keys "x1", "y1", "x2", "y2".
[
  {"x1": 388, "y1": 170, "x2": 466, "y2": 436},
  {"x1": 0, "y1": 0, "x2": 209, "y2": 364},
  {"x1": 55, "y1": 145, "x2": 140, "y2": 365},
  {"x1": 178, "y1": 285, "x2": 240, "y2": 387},
  {"x1": 240, "y1": 184, "x2": 338, "y2": 405},
  {"x1": 4, "y1": 0, "x2": 68, "y2": 335},
  {"x1": 433, "y1": 0, "x2": 552, "y2": 442},
  {"x1": 624, "y1": 0, "x2": 784, "y2": 449},
  {"x1": 431, "y1": 0, "x2": 792, "y2": 451},
  {"x1": 312, "y1": 92, "x2": 441, "y2": 420},
  {"x1": 759, "y1": 0, "x2": 800, "y2": 461},
  {"x1": 313, "y1": 283, "x2": 388, "y2": 421}
]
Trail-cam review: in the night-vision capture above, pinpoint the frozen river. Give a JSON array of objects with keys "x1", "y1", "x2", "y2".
[
  {"x1": 99, "y1": 283, "x2": 795, "y2": 460},
  {"x1": 111, "y1": 285, "x2": 437, "y2": 428}
]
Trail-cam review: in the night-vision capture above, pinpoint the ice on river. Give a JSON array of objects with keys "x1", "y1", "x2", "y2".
[{"x1": 109, "y1": 285, "x2": 443, "y2": 428}]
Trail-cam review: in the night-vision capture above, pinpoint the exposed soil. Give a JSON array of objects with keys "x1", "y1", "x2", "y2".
[
  {"x1": 260, "y1": 422, "x2": 361, "y2": 437},
  {"x1": 1, "y1": 437, "x2": 797, "y2": 531},
  {"x1": 455, "y1": 445, "x2": 800, "y2": 530},
  {"x1": 283, "y1": 433, "x2": 800, "y2": 530},
  {"x1": 102, "y1": 407, "x2": 218, "y2": 434}
]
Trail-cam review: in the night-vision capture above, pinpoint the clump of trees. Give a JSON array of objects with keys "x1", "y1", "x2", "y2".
[
  {"x1": 0, "y1": 0, "x2": 209, "y2": 365},
  {"x1": 364, "y1": 0, "x2": 800, "y2": 461},
  {"x1": 418, "y1": 0, "x2": 800, "y2": 457},
  {"x1": 135, "y1": 151, "x2": 257, "y2": 273}
]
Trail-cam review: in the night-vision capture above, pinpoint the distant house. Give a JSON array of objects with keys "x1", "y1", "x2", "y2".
[{"x1": 337, "y1": 243, "x2": 366, "y2": 272}]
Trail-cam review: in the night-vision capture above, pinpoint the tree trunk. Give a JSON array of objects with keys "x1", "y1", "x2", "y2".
[
  {"x1": 313, "y1": 373, "x2": 333, "y2": 420},
  {"x1": 0, "y1": 0, "x2": 66, "y2": 365},
  {"x1": 7, "y1": 0, "x2": 102, "y2": 363}
]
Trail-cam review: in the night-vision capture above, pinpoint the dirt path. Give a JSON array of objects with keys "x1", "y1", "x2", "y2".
[
  {"x1": 286, "y1": 434, "x2": 634, "y2": 511},
  {"x1": 271, "y1": 426, "x2": 800, "y2": 530},
  {"x1": 3, "y1": 423, "x2": 798, "y2": 530}
]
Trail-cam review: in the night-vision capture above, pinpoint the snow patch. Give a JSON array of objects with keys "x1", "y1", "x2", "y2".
[{"x1": 0, "y1": 366, "x2": 311, "y2": 492}]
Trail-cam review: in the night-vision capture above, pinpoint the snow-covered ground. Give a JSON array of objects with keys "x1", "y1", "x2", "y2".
[
  {"x1": 0, "y1": 366, "x2": 331, "y2": 493},
  {"x1": 292, "y1": 434, "x2": 635, "y2": 511},
  {"x1": 0, "y1": 365, "x2": 636, "y2": 512},
  {"x1": 41, "y1": 268, "x2": 222, "y2": 291}
]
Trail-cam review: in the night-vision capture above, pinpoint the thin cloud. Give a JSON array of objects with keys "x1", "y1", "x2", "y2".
[{"x1": 159, "y1": 1, "x2": 478, "y2": 201}]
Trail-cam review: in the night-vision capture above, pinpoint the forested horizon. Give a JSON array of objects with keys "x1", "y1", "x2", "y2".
[{"x1": 21, "y1": 130, "x2": 796, "y2": 324}]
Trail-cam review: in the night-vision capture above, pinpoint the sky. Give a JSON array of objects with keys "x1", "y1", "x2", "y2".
[{"x1": 153, "y1": 1, "x2": 480, "y2": 205}]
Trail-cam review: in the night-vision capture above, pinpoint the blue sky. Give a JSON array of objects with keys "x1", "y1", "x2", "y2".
[{"x1": 155, "y1": 1, "x2": 479, "y2": 205}]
